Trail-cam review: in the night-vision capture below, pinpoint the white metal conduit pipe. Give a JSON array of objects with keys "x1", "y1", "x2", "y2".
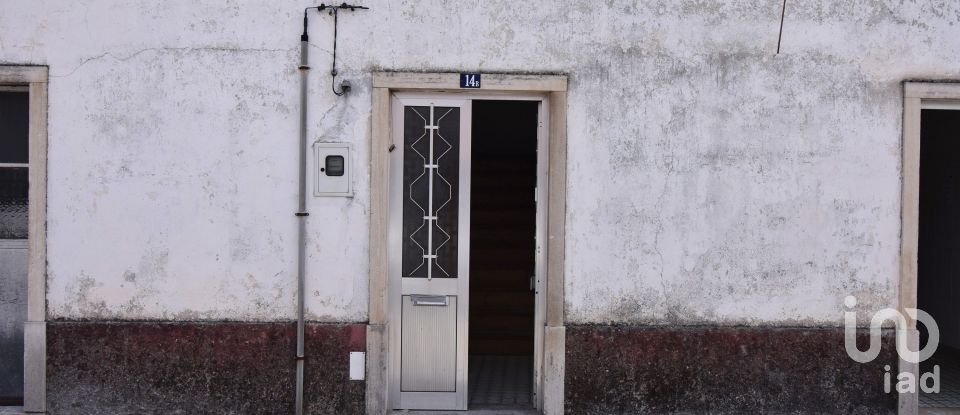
[
  {"x1": 294, "y1": 4, "x2": 367, "y2": 415},
  {"x1": 295, "y1": 11, "x2": 309, "y2": 414}
]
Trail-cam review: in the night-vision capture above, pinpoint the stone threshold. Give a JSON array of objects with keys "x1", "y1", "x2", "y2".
[
  {"x1": 392, "y1": 409, "x2": 537, "y2": 415},
  {"x1": 920, "y1": 408, "x2": 960, "y2": 415}
]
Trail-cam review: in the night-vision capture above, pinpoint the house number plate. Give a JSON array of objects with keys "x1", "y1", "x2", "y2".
[{"x1": 460, "y1": 73, "x2": 481, "y2": 88}]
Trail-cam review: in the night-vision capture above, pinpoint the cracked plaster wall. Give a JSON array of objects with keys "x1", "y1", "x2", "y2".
[{"x1": 1, "y1": 1, "x2": 959, "y2": 325}]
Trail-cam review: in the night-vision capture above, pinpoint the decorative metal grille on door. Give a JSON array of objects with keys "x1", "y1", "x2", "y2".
[{"x1": 402, "y1": 106, "x2": 460, "y2": 279}]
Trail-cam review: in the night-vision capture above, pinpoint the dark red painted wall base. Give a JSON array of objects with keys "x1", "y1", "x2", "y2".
[
  {"x1": 47, "y1": 322, "x2": 365, "y2": 415},
  {"x1": 49, "y1": 322, "x2": 899, "y2": 414},
  {"x1": 565, "y1": 325, "x2": 898, "y2": 415}
]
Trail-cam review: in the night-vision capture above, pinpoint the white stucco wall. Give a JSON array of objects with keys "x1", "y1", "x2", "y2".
[{"x1": 2, "y1": 0, "x2": 959, "y2": 325}]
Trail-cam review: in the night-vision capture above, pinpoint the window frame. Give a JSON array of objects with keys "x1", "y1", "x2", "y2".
[
  {"x1": 0, "y1": 65, "x2": 48, "y2": 413},
  {"x1": 0, "y1": 85, "x2": 31, "y2": 242}
]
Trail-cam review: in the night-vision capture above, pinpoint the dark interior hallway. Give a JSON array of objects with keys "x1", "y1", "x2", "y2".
[
  {"x1": 468, "y1": 100, "x2": 538, "y2": 408},
  {"x1": 919, "y1": 108, "x2": 960, "y2": 410}
]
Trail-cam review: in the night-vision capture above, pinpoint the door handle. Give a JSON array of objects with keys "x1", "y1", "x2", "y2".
[{"x1": 411, "y1": 295, "x2": 448, "y2": 306}]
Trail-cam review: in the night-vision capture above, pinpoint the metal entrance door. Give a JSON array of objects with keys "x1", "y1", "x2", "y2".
[{"x1": 389, "y1": 95, "x2": 471, "y2": 410}]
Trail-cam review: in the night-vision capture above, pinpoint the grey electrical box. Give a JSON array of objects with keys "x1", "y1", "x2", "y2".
[{"x1": 314, "y1": 142, "x2": 353, "y2": 197}]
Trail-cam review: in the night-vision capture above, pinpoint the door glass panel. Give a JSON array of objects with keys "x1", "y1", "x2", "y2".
[
  {"x1": 0, "y1": 167, "x2": 28, "y2": 239},
  {"x1": 402, "y1": 106, "x2": 460, "y2": 279},
  {"x1": 0, "y1": 91, "x2": 29, "y2": 164}
]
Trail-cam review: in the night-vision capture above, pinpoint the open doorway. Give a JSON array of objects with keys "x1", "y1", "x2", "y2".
[
  {"x1": 468, "y1": 100, "x2": 539, "y2": 409},
  {"x1": 918, "y1": 107, "x2": 960, "y2": 410},
  {"x1": 377, "y1": 74, "x2": 566, "y2": 413}
]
